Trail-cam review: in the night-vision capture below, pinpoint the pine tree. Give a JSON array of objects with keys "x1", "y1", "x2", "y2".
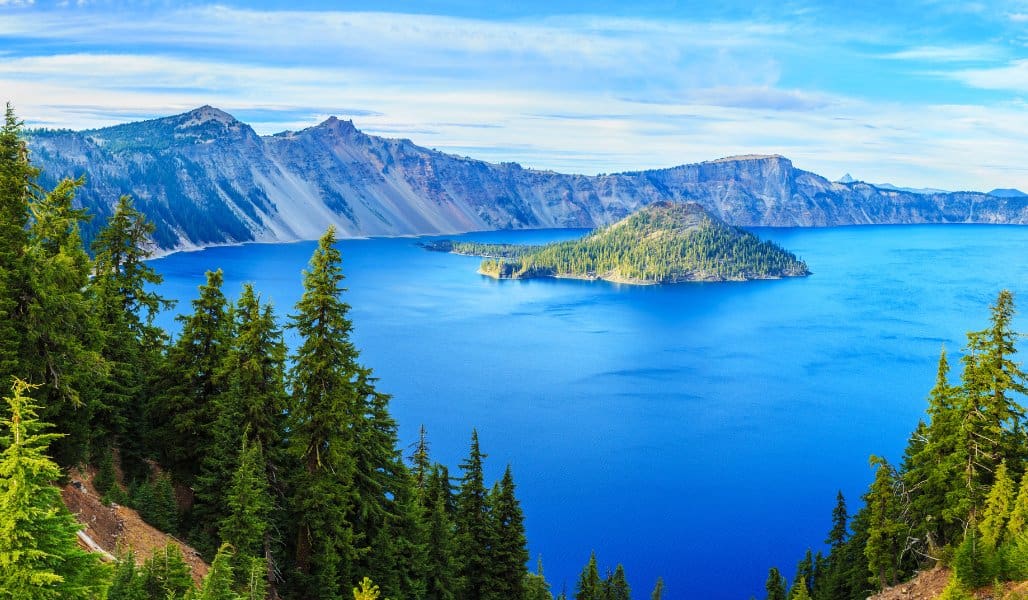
[
  {"x1": 133, "y1": 473, "x2": 178, "y2": 533},
  {"x1": 24, "y1": 175, "x2": 103, "y2": 467},
  {"x1": 188, "y1": 543, "x2": 240, "y2": 600},
  {"x1": 865, "y1": 456, "x2": 902, "y2": 590},
  {"x1": 826, "y1": 491, "x2": 848, "y2": 549},
  {"x1": 140, "y1": 542, "x2": 194, "y2": 599},
  {"x1": 979, "y1": 461, "x2": 1015, "y2": 548},
  {"x1": 951, "y1": 291, "x2": 1028, "y2": 523},
  {"x1": 788, "y1": 579, "x2": 812, "y2": 600},
  {"x1": 220, "y1": 436, "x2": 272, "y2": 565},
  {"x1": 0, "y1": 379, "x2": 110, "y2": 599},
  {"x1": 764, "y1": 567, "x2": 786, "y2": 600},
  {"x1": 288, "y1": 227, "x2": 362, "y2": 599},
  {"x1": 574, "y1": 553, "x2": 602, "y2": 600},
  {"x1": 1006, "y1": 470, "x2": 1028, "y2": 541},
  {"x1": 424, "y1": 465, "x2": 458, "y2": 600},
  {"x1": 525, "y1": 556, "x2": 553, "y2": 600},
  {"x1": 604, "y1": 565, "x2": 630, "y2": 600},
  {"x1": 793, "y1": 549, "x2": 814, "y2": 595},
  {"x1": 152, "y1": 269, "x2": 230, "y2": 484},
  {"x1": 455, "y1": 429, "x2": 493, "y2": 600},
  {"x1": 107, "y1": 550, "x2": 146, "y2": 600},
  {"x1": 650, "y1": 577, "x2": 664, "y2": 600},
  {"x1": 953, "y1": 525, "x2": 1000, "y2": 588},
  {"x1": 487, "y1": 465, "x2": 529, "y2": 600},
  {"x1": 90, "y1": 195, "x2": 172, "y2": 480},
  {"x1": 0, "y1": 105, "x2": 36, "y2": 391}
]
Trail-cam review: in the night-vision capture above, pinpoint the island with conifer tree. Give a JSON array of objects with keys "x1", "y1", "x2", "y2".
[{"x1": 424, "y1": 201, "x2": 810, "y2": 284}]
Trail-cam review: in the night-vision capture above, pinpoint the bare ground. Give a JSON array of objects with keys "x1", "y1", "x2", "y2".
[{"x1": 61, "y1": 465, "x2": 208, "y2": 584}]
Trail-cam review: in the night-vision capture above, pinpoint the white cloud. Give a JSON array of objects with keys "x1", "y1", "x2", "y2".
[
  {"x1": 880, "y1": 44, "x2": 1003, "y2": 62},
  {"x1": 3, "y1": 5, "x2": 1028, "y2": 190}
]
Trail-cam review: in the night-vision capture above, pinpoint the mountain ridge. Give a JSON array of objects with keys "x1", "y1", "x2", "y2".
[{"x1": 25, "y1": 106, "x2": 1028, "y2": 254}]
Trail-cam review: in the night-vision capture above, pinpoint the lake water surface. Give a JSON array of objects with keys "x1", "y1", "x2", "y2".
[{"x1": 152, "y1": 225, "x2": 1028, "y2": 599}]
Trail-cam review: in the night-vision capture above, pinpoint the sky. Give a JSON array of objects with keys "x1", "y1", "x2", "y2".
[{"x1": 4, "y1": 1, "x2": 1028, "y2": 190}]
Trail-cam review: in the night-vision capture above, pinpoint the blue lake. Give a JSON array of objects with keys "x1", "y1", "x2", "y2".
[{"x1": 152, "y1": 225, "x2": 1028, "y2": 599}]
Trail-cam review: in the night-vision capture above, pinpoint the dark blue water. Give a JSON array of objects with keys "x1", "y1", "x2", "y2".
[{"x1": 152, "y1": 225, "x2": 1028, "y2": 599}]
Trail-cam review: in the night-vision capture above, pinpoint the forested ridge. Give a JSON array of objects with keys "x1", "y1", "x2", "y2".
[
  {"x1": 762, "y1": 290, "x2": 1028, "y2": 600},
  {"x1": 426, "y1": 202, "x2": 809, "y2": 284},
  {"x1": 0, "y1": 107, "x2": 663, "y2": 599}
]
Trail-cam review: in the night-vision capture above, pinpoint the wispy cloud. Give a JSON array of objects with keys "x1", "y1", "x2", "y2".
[
  {"x1": 3, "y1": 3, "x2": 1028, "y2": 190},
  {"x1": 880, "y1": 44, "x2": 1003, "y2": 63}
]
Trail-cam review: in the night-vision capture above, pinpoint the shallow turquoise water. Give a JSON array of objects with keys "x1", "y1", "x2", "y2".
[{"x1": 152, "y1": 225, "x2": 1028, "y2": 599}]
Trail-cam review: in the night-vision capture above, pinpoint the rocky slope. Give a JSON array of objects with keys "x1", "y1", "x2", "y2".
[{"x1": 25, "y1": 106, "x2": 1028, "y2": 253}]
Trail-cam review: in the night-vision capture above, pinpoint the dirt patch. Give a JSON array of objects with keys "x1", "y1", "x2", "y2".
[
  {"x1": 870, "y1": 567, "x2": 953, "y2": 600},
  {"x1": 61, "y1": 466, "x2": 208, "y2": 584}
]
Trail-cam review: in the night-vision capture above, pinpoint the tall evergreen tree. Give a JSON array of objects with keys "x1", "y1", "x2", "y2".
[
  {"x1": 603, "y1": 565, "x2": 630, "y2": 600},
  {"x1": 24, "y1": 175, "x2": 103, "y2": 466},
  {"x1": 525, "y1": 556, "x2": 553, "y2": 600},
  {"x1": 187, "y1": 543, "x2": 239, "y2": 600},
  {"x1": 0, "y1": 379, "x2": 110, "y2": 599},
  {"x1": 1006, "y1": 470, "x2": 1028, "y2": 542},
  {"x1": 764, "y1": 567, "x2": 786, "y2": 600},
  {"x1": 979, "y1": 461, "x2": 1015, "y2": 548},
  {"x1": 0, "y1": 105, "x2": 36, "y2": 389},
  {"x1": 287, "y1": 227, "x2": 362, "y2": 599},
  {"x1": 140, "y1": 542, "x2": 193, "y2": 600},
  {"x1": 455, "y1": 429, "x2": 493, "y2": 600},
  {"x1": 487, "y1": 465, "x2": 529, "y2": 600},
  {"x1": 826, "y1": 491, "x2": 848, "y2": 550},
  {"x1": 90, "y1": 195, "x2": 172, "y2": 479},
  {"x1": 650, "y1": 577, "x2": 664, "y2": 600},
  {"x1": 220, "y1": 436, "x2": 272, "y2": 567},
  {"x1": 424, "y1": 465, "x2": 458, "y2": 600},
  {"x1": 152, "y1": 269, "x2": 230, "y2": 483},
  {"x1": 574, "y1": 553, "x2": 602, "y2": 600},
  {"x1": 865, "y1": 456, "x2": 903, "y2": 590}
]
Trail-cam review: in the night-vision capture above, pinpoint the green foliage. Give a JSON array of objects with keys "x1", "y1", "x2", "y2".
[
  {"x1": 446, "y1": 202, "x2": 808, "y2": 283},
  {"x1": 288, "y1": 227, "x2": 362, "y2": 599},
  {"x1": 574, "y1": 553, "x2": 602, "y2": 600},
  {"x1": 91, "y1": 194, "x2": 172, "y2": 480},
  {"x1": 352, "y1": 577, "x2": 382, "y2": 600},
  {"x1": 981, "y1": 461, "x2": 1016, "y2": 549},
  {"x1": 937, "y1": 574, "x2": 974, "y2": 600},
  {"x1": 650, "y1": 577, "x2": 664, "y2": 600},
  {"x1": 106, "y1": 551, "x2": 146, "y2": 600},
  {"x1": 188, "y1": 543, "x2": 239, "y2": 600},
  {"x1": 0, "y1": 379, "x2": 110, "y2": 599},
  {"x1": 1007, "y1": 471, "x2": 1028, "y2": 543},
  {"x1": 954, "y1": 526, "x2": 1001, "y2": 589},
  {"x1": 152, "y1": 269, "x2": 230, "y2": 484},
  {"x1": 220, "y1": 436, "x2": 271, "y2": 563},
  {"x1": 764, "y1": 567, "x2": 786, "y2": 600},
  {"x1": 455, "y1": 429, "x2": 493, "y2": 599},
  {"x1": 865, "y1": 456, "x2": 903, "y2": 589},
  {"x1": 788, "y1": 578, "x2": 811, "y2": 600},
  {"x1": 94, "y1": 446, "x2": 118, "y2": 496},
  {"x1": 133, "y1": 473, "x2": 179, "y2": 533},
  {"x1": 487, "y1": 465, "x2": 530, "y2": 600},
  {"x1": 525, "y1": 557, "x2": 553, "y2": 600},
  {"x1": 141, "y1": 543, "x2": 194, "y2": 600},
  {"x1": 602, "y1": 564, "x2": 630, "y2": 600}
]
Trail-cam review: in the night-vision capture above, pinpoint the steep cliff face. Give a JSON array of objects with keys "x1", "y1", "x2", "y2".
[{"x1": 26, "y1": 107, "x2": 1028, "y2": 252}]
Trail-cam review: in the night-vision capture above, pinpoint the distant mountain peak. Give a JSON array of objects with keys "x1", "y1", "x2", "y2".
[
  {"x1": 180, "y1": 105, "x2": 239, "y2": 126},
  {"x1": 988, "y1": 188, "x2": 1028, "y2": 198},
  {"x1": 837, "y1": 173, "x2": 855, "y2": 184}
]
